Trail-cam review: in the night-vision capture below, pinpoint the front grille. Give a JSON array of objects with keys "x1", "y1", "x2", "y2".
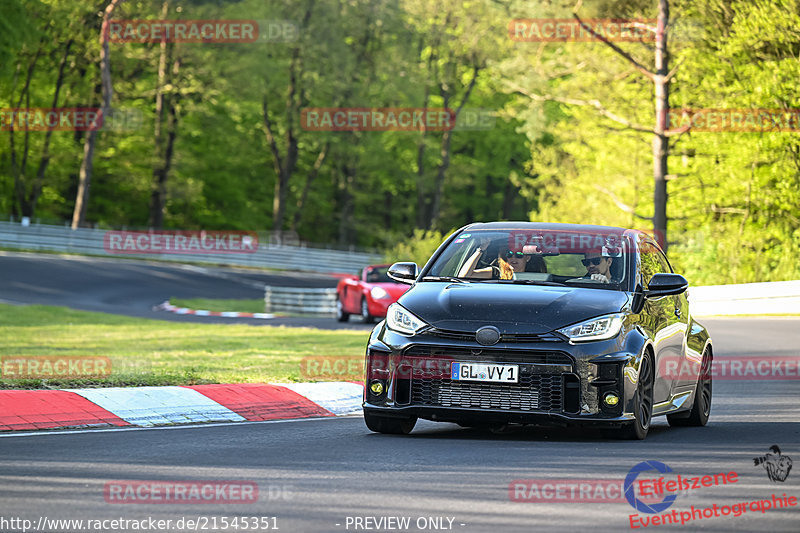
[
  {"x1": 429, "y1": 328, "x2": 563, "y2": 343},
  {"x1": 410, "y1": 370, "x2": 563, "y2": 412},
  {"x1": 403, "y1": 345, "x2": 573, "y2": 365}
]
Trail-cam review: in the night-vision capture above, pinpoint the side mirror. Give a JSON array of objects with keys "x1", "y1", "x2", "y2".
[
  {"x1": 387, "y1": 262, "x2": 419, "y2": 285},
  {"x1": 645, "y1": 273, "x2": 688, "y2": 298}
]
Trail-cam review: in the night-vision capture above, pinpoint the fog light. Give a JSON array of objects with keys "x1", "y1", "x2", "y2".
[
  {"x1": 369, "y1": 380, "x2": 385, "y2": 395},
  {"x1": 604, "y1": 393, "x2": 620, "y2": 406}
]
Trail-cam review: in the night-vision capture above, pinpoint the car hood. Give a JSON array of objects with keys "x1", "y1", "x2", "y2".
[{"x1": 398, "y1": 282, "x2": 630, "y2": 334}]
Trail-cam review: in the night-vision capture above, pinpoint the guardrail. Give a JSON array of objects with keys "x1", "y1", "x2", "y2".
[
  {"x1": 0, "y1": 221, "x2": 380, "y2": 274},
  {"x1": 689, "y1": 280, "x2": 800, "y2": 316},
  {"x1": 264, "y1": 286, "x2": 337, "y2": 316},
  {"x1": 260, "y1": 280, "x2": 800, "y2": 318}
]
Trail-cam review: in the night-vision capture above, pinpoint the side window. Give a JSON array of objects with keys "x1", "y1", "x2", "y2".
[
  {"x1": 638, "y1": 242, "x2": 661, "y2": 289},
  {"x1": 654, "y1": 248, "x2": 673, "y2": 274}
]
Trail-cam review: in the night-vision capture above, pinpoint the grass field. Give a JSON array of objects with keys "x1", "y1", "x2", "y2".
[
  {"x1": 169, "y1": 297, "x2": 266, "y2": 313},
  {"x1": 0, "y1": 304, "x2": 368, "y2": 389}
]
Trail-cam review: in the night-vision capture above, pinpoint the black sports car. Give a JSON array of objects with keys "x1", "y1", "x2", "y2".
[{"x1": 362, "y1": 222, "x2": 712, "y2": 439}]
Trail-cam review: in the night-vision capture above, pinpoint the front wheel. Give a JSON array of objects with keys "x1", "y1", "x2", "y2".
[
  {"x1": 364, "y1": 411, "x2": 416, "y2": 434},
  {"x1": 615, "y1": 352, "x2": 654, "y2": 440},
  {"x1": 668, "y1": 351, "x2": 712, "y2": 427}
]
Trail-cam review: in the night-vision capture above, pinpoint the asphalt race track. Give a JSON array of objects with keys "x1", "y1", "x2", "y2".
[
  {"x1": 0, "y1": 317, "x2": 799, "y2": 532},
  {"x1": 1, "y1": 254, "x2": 799, "y2": 531},
  {"x1": 0, "y1": 251, "x2": 374, "y2": 330}
]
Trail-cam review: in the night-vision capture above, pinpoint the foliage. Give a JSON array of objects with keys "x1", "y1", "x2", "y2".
[
  {"x1": 384, "y1": 228, "x2": 452, "y2": 268},
  {"x1": 0, "y1": 0, "x2": 797, "y2": 285}
]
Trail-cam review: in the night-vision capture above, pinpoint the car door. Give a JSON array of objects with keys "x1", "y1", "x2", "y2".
[
  {"x1": 654, "y1": 247, "x2": 693, "y2": 394},
  {"x1": 342, "y1": 269, "x2": 363, "y2": 313},
  {"x1": 638, "y1": 239, "x2": 675, "y2": 404}
]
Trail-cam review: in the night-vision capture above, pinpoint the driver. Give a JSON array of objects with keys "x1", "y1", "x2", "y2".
[{"x1": 582, "y1": 251, "x2": 615, "y2": 283}]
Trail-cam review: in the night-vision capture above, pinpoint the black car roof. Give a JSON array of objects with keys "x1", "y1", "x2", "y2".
[{"x1": 462, "y1": 221, "x2": 638, "y2": 233}]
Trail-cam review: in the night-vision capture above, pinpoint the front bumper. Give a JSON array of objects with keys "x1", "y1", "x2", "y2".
[{"x1": 363, "y1": 326, "x2": 642, "y2": 427}]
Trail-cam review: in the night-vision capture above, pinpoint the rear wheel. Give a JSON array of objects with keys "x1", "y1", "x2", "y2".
[
  {"x1": 615, "y1": 352, "x2": 654, "y2": 440},
  {"x1": 336, "y1": 297, "x2": 349, "y2": 322},
  {"x1": 364, "y1": 411, "x2": 416, "y2": 434},
  {"x1": 361, "y1": 298, "x2": 374, "y2": 323},
  {"x1": 668, "y1": 350, "x2": 712, "y2": 427}
]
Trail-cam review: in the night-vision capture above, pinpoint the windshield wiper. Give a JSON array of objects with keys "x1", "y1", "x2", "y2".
[{"x1": 421, "y1": 276, "x2": 470, "y2": 283}]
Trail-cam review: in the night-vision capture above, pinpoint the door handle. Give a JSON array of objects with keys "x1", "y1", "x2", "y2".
[{"x1": 674, "y1": 308, "x2": 682, "y2": 318}]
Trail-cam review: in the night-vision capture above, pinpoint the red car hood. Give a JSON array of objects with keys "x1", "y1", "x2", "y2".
[{"x1": 371, "y1": 282, "x2": 409, "y2": 299}]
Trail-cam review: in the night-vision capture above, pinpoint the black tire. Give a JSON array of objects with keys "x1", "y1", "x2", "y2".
[
  {"x1": 668, "y1": 351, "x2": 712, "y2": 427},
  {"x1": 361, "y1": 298, "x2": 374, "y2": 324},
  {"x1": 616, "y1": 351, "x2": 654, "y2": 440},
  {"x1": 364, "y1": 411, "x2": 416, "y2": 434},
  {"x1": 336, "y1": 297, "x2": 349, "y2": 322}
]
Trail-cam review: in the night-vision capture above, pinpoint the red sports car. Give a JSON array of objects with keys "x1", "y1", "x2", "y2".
[{"x1": 336, "y1": 264, "x2": 410, "y2": 322}]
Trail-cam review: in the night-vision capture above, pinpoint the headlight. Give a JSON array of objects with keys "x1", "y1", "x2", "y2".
[
  {"x1": 370, "y1": 287, "x2": 389, "y2": 299},
  {"x1": 557, "y1": 313, "x2": 625, "y2": 342},
  {"x1": 386, "y1": 303, "x2": 428, "y2": 335}
]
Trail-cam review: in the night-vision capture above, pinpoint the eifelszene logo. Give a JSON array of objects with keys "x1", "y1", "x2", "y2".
[
  {"x1": 624, "y1": 461, "x2": 677, "y2": 514},
  {"x1": 754, "y1": 446, "x2": 793, "y2": 482}
]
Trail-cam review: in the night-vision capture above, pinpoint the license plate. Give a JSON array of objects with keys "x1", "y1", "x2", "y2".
[{"x1": 451, "y1": 362, "x2": 519, "y2": 383}]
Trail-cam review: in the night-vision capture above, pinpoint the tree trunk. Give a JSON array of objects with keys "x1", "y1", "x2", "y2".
[
  {"x1": 148, "y1": 0, "x2": 170, "y2": 228},
  {"x1": 502, "y1": 176, "x2": 519, "y2": 219},
  {"x1": 151, "y1": 82, "x2": 179, "y2": 228},
  {"x1": 291, "y1": 142, "x2": 329, "y2": 232},
  {"x1": 653, "y1": 0, "x2": 670, "y2": 251},
  {"x1": 268, "y1": 2, "x2": 312, "y2": 232},
  {"x1": 338, "y1": 162, "x2": 356, "y2": 246},
  {"x1": 428, "y1": 65, "x2": 480, "y2": 229},
  {"x1": 428, "y1": 126, "x2": 452, "y2": 229},
  {"x1": 71, "y1": 0, "x2": 123, "y2": 229},
  {"x1": 9, "y1": 45, "x2": 42, "y2": 217},
  {"x1": 33, "y1": 40, "x2": 73, "y2": 216},
  {"x1": 415, "y1": 40, "x2": 433, "y2": 229}
]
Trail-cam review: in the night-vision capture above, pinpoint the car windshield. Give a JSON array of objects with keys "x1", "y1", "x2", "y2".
[
  {"x1": 425, "y1": 228, "x2": 628, "y2": 290},
  {"x1": 365, "y1": 266, "x2": 393, "y2": 283}
]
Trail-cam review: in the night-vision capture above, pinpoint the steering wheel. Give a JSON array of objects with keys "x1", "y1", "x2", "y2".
[{"x1": 474, "y1": 244, "x2": 501, "y2": 279}]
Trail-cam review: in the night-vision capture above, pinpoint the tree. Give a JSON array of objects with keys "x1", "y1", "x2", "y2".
[
  {"x1": 509, "y1": 0, "x2": 681, "y2": 250},
  {"x1": 71, "y1": 0, "x2": 124, "y2": 228}
]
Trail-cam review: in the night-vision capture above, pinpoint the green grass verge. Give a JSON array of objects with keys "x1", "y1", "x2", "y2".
[
  {"x1": 169, "y1": 297, "x2": 266, "y2": 314},
  {"x1": 0, "y1": 304, "x2": 368, "y2": 389}
]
